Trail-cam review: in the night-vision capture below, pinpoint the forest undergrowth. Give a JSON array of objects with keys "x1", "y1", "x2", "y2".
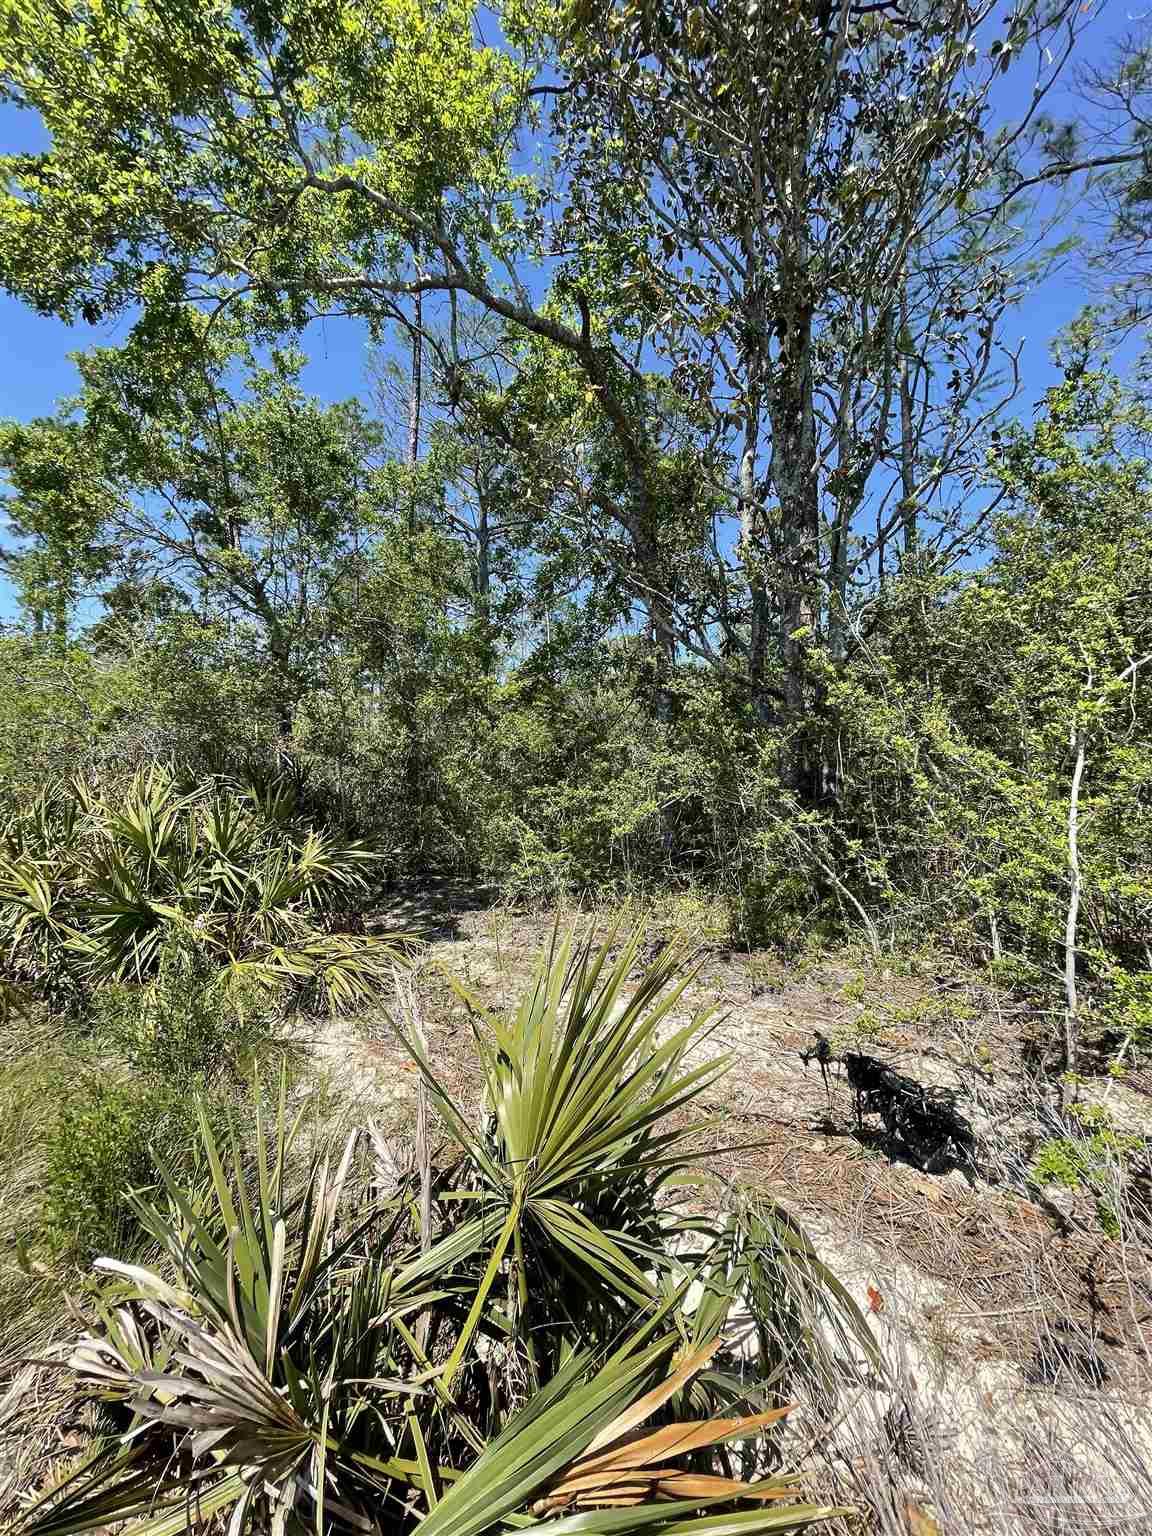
[{"x1": 2, "y1": 889, "x2": 1150, "y2": 1536}]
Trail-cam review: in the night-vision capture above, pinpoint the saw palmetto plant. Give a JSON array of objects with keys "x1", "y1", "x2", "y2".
[
  {"x1": 16, "y1": 929, "x2": 875, "y2": 1536},
  {"x1": 0, "y1": 766, "x2": 407, "y2": 1011}
]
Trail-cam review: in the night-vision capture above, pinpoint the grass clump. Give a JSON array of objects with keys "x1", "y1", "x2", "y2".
[{"x1": 1030, "y1": 1097, "x2": 1145, "y2": 1237}]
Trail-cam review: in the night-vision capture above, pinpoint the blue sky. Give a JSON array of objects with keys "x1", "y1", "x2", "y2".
[
  {"x1": 0, "y1": 99, "x2": 379, "y2": 421},
  {"x1": 0, "y1": 6, "x2": 1137, "y2": 620}
]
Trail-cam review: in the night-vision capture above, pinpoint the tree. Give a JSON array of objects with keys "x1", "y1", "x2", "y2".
[
  {"x1": 820, "y1": 354, "x2": 1152, "y2": 1024},
  {"x1": 550, "y1": 0, "x2": 1108, "y2": 782},
  {"x1": 1, "y1": 323, "x2": 389, "y2": 736},
  {"x1": 1064, "y1": 28, "x2": 1152, "y2": 332},
  {"x1": 0, "y1": 0, "x2": 1097, "y2": 795},
  {"x1": 0, "y1": 415, "x2": 112, "y2": 640}
]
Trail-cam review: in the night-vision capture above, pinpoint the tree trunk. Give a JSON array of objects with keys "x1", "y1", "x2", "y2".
[
  {"x1": 898, "y1": 284, "x2": 919, "y2": 557},
  {"x1": 407, "y1": 291, "x2": 422, "y2": 532},
  {"x1": 827, "y1": 375, "x2": 856, "y2": 664},
  {"x1": 475, "y1": 475, "x2": 491, "y2": 616},
  {"x1": 739, "y1": 385, "x2": 773, "y2": 723},
  {"x1": 52, "y1": 589, "x2": 68, "y2": 648},
  {"x1": 473, "y1": 473, "x2": 498, "y2": 677},
  {"x1": 1062, "y1": 718, "x2": 1086, "y2": 1093},
  {"x1": 268, "y1": 629, "x2": 296, "y2": 740},
  {"x1": 767, "y1": 264, "x2": 819, "y2": 799}
]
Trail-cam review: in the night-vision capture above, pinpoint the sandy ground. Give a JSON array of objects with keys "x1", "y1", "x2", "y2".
[
  {"x1": 7, "y1": 882, "x2": 1147, "y2": 1531},
  {"x1": 308, "y1": 883, "x2": 1152, "y2": 1530}
]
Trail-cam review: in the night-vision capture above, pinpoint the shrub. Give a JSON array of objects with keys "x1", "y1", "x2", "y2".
[
  {"x1": 0, "y1": 765, "x2": 410, "y2": 1012},
  {"x1": 24, "y1": 929, "x2": 871, "y2": 1536},
  {"x1": 90, "y1": 948, "x2": 280, "y2": 1082},
  {"x1": 1030, "y1": 1099, "x2": 1145, "y2": 1236},
  {"x1": 1095, "y1": 968, "x2": 1152, "y2": 1063},
  {"x1": 40, "y1": 1072, "x2": 203, "y2": 1263},
  {"x1": 0, "y1": 637, "x2": 145, "y2": 795}
]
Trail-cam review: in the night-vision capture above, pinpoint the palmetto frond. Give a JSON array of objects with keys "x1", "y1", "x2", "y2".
[
  {"x1": 21, "y1": 938, "x2": 869, "y2": 1536},
  {"x1": 396, "y1": 926, "x2": 731, "y2": 1374},
  {"x1": 0, "y1": 768, "x2": 406, "y2": 1008},
  {"x1": 100, "y1": 767, "x2": 198, "y2": 867},
  {"x1": 402, "y1": 1338, "x2": 843, "y2": 1536}
]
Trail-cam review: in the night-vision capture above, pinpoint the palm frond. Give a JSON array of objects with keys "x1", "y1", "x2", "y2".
[
  {"x1": 397, "y1": 925, "x2": 730, "y2": 1368},
  {"x1": 24, "y1": 934, "x2": 865, "y2": 1536},
  {"x1": 0, "y1": 769, "x2": 403, "y2": 1008}
]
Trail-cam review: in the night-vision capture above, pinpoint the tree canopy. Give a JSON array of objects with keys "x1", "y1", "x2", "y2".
[{"x1": 2, "y1": 0, "x2": 1152, "y2": 1005}]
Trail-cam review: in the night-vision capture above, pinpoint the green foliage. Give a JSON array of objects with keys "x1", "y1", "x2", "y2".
[
  {"x1": 400, "y1": 925, "x2": 732, "y2": 1370},
  {"x1": 4, "y1": 362, "x2": 1152, "y2": 996},
  {"x1": 90, "y1": 950, "x2": 278, "y2": 1082},
  {"x1": 0, "y1": 0, "x2": 522, "y2": 324},
  {"x1": 455, "y1": 678, "x2": 661, "y2": 891},
  {"x1": 0, "y1": 637, "x2": 144, "y2": 793},
  {"x1": 782, "y1": 368, "x2": 1152, "y2": 983},
  {"x1": 7, "y1": 5, "x2": 1152, "y2": 1520},
  {"x1": 839, "y1": 976, "x2": 868, "y2": 1005},
  {"x1": 0, "y1": 414, "x2": 112, "y2": 638},
  {"x1": 1030, "y1": 1099, "x2": 1144, "y2": 1237},
  {"x1": 0, "y1": 0, "x2": 1150, "y2": 1066},
  {"x1": 17, "y1": 934, "x2": 868, "y2": 1536},
  {"x1": 0, "y1": 1012, "x2": 89, "y2": 1360},
  {"x1": 0, "y1": 972, "x2": 259, "y2": 1269},
  {"x1": 40, "y1": 1071, "x2": 201, "y2": 1263},
  {"x1": 1, "y1": 337, "x2": 410, "y2": 739},
  {"x1": 726, "y1": 875, "x2": 783, "y2": 954},
  {"x1": 0, "y1": 766, "x2": 408, "y2": 1011},
  {"x1": 1096, "y1": 969, "x2": 1152, "y2": 1060},
  {"x1": 830, "y1": 1010, "x2": 888, "y2": 1052}
]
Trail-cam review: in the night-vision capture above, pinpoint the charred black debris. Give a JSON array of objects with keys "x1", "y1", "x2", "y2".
[{"x1": 801, "y1": 1031, "x2": 976, "y2": 1174}]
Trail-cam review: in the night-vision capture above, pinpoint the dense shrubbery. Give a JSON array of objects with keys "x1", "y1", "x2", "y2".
[
  {"x1": 39, "y1": 1070, "x2": 202, "y2": 1263},
  {"x1": 0, "y1": 765, "x2": 408, "y2": 1014},
  {"x1": 0, "y1": 944, "x2": 288, "y2": 1267},
  {"x1": 4, "y1": 340, "x2": 1150, "y2": 1068},
  {"x1": 90, "y1": 947, "x2": 282, "y2": 1080}
]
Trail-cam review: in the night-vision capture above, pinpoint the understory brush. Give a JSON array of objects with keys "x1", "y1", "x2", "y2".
[
  {"x1": 0, "y1": 952, "x2": 296, "y2": 1274},
  {"x1": 3, "y1": 927, "x2": 876, "y2": 1536},
  {"x1": 0, "y1": 1014, "x2": 71, "y2": 1361},
  {"x1": 0, "y1": 994, "x2": 345, "y2": 1518},
  {"x1": 0, "y1": 764, "x2": 410, "y2": 1016},
  {"x1": 89, "y1": 950, "x2": 284, "y2": 1083}
]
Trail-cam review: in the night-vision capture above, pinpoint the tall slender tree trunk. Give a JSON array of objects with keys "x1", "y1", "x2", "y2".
[
  {"x1": 475, "y1": 486, "x2": 491, "y2": 616},
  {"x1": 1062, "y1": 717, "x2": 1086, "y2": 1095},
  {"x1": 269, "y1": 635, "x2": 295, "y2": 740},
  {"x1": 741, "y1": 418, "x2": 772, "y2": 721},
  {"x1": 52, "y1": 589, "x2": 69, "y2": 649},
  {"x1": 473, "y1": 472, "x2": 499, "y2": 678},
  {"x1": 401, "y1": 290, "x2": 426, "y2": 826},
  {"x1": 738, "y1": 218, "x2": 772, "y2": 723},
  {"x1": 898, "y1": 283, "x2": 919, "y2": 557},
  {"x1": 768, "y1": 243, "x2": 820, "y2": 799},
  {"x1": 827, "y1": 375, "x2": 855, "y2": 664},
  {"x1": 407, "y1": 291, "x2": 422, "y2": 531}
]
